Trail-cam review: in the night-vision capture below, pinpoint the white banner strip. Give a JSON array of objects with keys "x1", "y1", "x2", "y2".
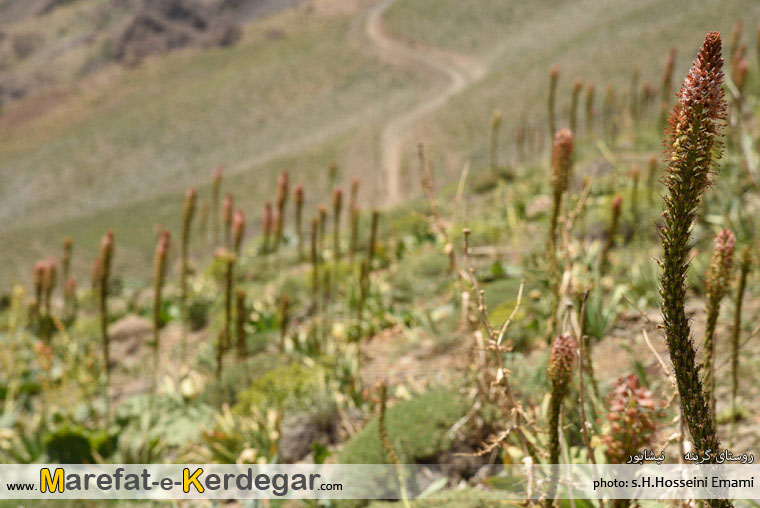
[{"x1": 0, "y1": 464, "x2": 758, "y2": 499}]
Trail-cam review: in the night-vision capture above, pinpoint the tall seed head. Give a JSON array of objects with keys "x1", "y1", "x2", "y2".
[
  {"x1": 99, "y1": 230, "x2": 114, "y2": 277},
  {"x1": 550, "y1": 128, "x2": 574, "y2": 196},
  {"x1": 277, "y1": 170, "x2": 290, "y2": 208},
  {"x1": 33, "y1": 260, "x2": 46, "y2": 299},
  {"x1": 232, "y1": 209, "x2": 246, "y2": 255},
  {"x1": 705, "y1": 228, "x2": 736, "y2": 303},
  {"x1": 154, "y1": 229, "x2": 170, "y2": 290},
  {"x1": 659, "y1": 32, "x2": 727, "y2": 459},
  {"x1": 263, "y1": 202, "x2": 273, "y2": 236},
  {"x1": 222, "y1": 193, "x2": 234, "y2": 227},
  {"x1": 664, "y1": 32, "x2": 726, "y2": 204},
  {"x1": 183, "y1": 187, "x2": 197, "y2": 225},
  {"x1": 548, "y1": 333, "x2": 577, "y2": 389}
]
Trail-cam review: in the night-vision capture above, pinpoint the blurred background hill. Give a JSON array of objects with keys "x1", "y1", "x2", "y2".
[{"x1": 0, "y1": 0, "x2": 757, "y2": 285}]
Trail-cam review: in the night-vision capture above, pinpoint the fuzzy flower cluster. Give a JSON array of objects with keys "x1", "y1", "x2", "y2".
[
  {"x1": 548, "y1": 333, "x2": 577, "y2": 389},
  {"x1": 550, "y1": 128, "x2": 574, "y2": 196},
  {"x1": 602, "y1": 375, "x2": 662, "y2": 464},
  {"x1": 705, "y1": 229, "x2": 736, "y2": 302}
]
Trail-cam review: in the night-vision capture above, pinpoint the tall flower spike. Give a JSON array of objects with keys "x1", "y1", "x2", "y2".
[
  {"x1": 211, "y1": 167, "x2": 223, "y2": 247},
  {"x1": 546, "y1": 333, "x2": 576, "y2": 505},
  {"x1": 703, "y1": 228, "x2": 735, "y2": 420},
  {"x1": 730, "y1": 246, "x2": 752, "y2": 440},
  {"x1": 152, "y1": 229, "x2": 170, "y2": 395},
  {"x1": 98, "y1": 229, "x2": 114, "y2": 424},
  {"x1": 570, "y1": 79, "x2": 582, "y2": 134},
  {"x1": 294, "y1": 185, "x2": 305, "y2": 260},
  {"x1": 262, "y1": 201, "x2": 272, "y2": 255},
  {"x1": 659, "y1": 32, "x2": 727, "y2": 469},
  {"x1": 232, "y1": 209, "x2": 246, "y2": 256},
  {"x1": 548, "y1": 66, "x2": 560, "y2": 136},
  {"x1": 275, "y1": 170, "x2": 289, "y2": 249},
  {"x1": 222, "y1": 193, "x2": 234, "y2": 248},
  {"x1": 179, "y1": 187, "x2": 196, "y2": 361},
  {"x1": 599, "y1": 196, "x2": 622, "y2": 275},
  {"x1": 332, "y1": 188, "x2": 343, "y2": 260}
]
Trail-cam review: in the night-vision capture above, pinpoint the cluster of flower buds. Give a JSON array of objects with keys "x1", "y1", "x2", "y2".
[
  {"x1": 706, "y1": 229, "x2": 736, "y2": 302},
  {"x1": 602, "y1": 374, "x2": 662, "y2": 464},
  {"x1": 548, "y1": 332, "x2": 577, "y2": 390},
  {"x1": 550, "y1": 128, "x2": 574, "y2": 197}
]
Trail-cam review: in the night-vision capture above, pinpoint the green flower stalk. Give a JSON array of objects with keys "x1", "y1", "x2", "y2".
[
  {"x1": 629, "y1": 68, "x2": 640, "y2": 126},
  {"x1": 328, "y1": 161, "x2": 338, "y2": 190},
  {"x1": 232, "y1": 209, "x2": 246, "y2": 257},
  {"x1": 548, "y1": 66, "x2": 559, "y2": 136},
  {"x1": 332, "y1": 188, "x2": 343, "y2": 260},
  {"x1": 599, "y1": 196, "x2": 622, "y2": 275},
  {"x1": 235, "y1": 289, "x2": 247, "y2": 360},
  {"x1": 214, "y1": 248, "x2": 234, "y2": 379},
  {"x1": 730, "y1": 247, "x2": 751, "y2": 432},
  {"x1": 41, "y1": 258, "x2": 57, "y2": 315},
  {"x1": 310, "y1": 216, "x2": 319, "y2": 300},
  {"x1": 548, "y1": 128, "x2": 574, "y2": 249},
  {"x1": 294, "y1": 185, "x2": 304, "y2": 260},
  {"x1": 180, "y1": 187, "x2": 196, "y2": 361},
  {"x1": 90, "y1": 257, "x2": 101, "y2": 293},
  {"x1": 584, "y1": 83, "x2": 595, "y2": 139},
  {"x1": 211, "y1": 166, "x2": 223, "y2": 247},
  {"x1": 704, "y1": 228, "x2": 735, "y2": 420},
  {"x1": 658, "y1": 48, "x2": 677, "y2": 131},
  {"x1": 222, "y1": 193, "x2": 234, "y2": 249},
  {"x1": 349, "y1": 178, "x2": 360, "y2": 262},
  {"x1": 152, "y1": 229, "x2": 170, "y2": 395},
  {"x1": 368, "y1": 209, "x2": 379, "y2": 268},
  {"x1": 630, "y1": 165, "x2": 640, "y2": 228},
  {"x1": 317, "y1": 204, "x2": 328, "y2": 254},
  {"x1": 756, "y1": 26, "x2": 760, "y2": 71},
  {"x1": 199, "y1": 202, "x2": 209, "y2": 248},
  {"x1": 515, "y1": 121, "x2": 526, "y2": 164},
  {"x1": 547, "y1": 333, "x2": 576, "y2": 505},
  {"x1": 33, "y1": 260, "x2": 45, "y2": 318},
  {"x1": 61, "y1": 237, "x2": 73, "y2": 312},
  {"x1": 570, "y1": 80, "x2": 582, "y2": 134},
  {"x1": 357, "y1": 258, "x2": 369, "y2": 322},
  {"x1": 262, "y1": 201, "x2": 272, "y2": 255},
  {"x1": 490, "y1": 108, "x2": 502, "y2": 172},
  {"x1": 646, "y1": 155, "x2": 658, "y2": 205},
  {"x1": 64, "y1": 276, "x2": 78, "y2": 321},
  {"x1": 640, "y1": 82, "x2": 655, "y2": 115},
  {"x1": 98, "y1": 229, "x2": 114, "y2": 422},
  {"x1": 659, "y1": 32, "x2": 727, "y2": 466},
  {"x1": 279, "y1": 294, "x2": 291, "y2": 354},
  {"x1": 378, "y1": 382, "x2": 411, "y2": 508},
  {"x1": 275, "y1": 170, "x2": 289, "y2": 250}
]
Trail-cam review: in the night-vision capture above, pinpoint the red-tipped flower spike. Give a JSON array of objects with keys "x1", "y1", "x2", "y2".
[
  {"x1": 232, "y1": 209, "x2": 246, "y2": 255},
  {"x1": 659, "y1": 32, "x2": 727, "y2": 465},
  {"x1": 602, "y1": 375, "x2": 662, "y2": 464}
]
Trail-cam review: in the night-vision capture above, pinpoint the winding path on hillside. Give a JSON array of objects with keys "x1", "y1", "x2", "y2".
[{"x1": 365, "y1": 0, "x2": 486, "y2": 204}]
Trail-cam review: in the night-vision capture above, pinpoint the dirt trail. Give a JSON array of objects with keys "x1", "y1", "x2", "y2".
[{"x1": 365, "y1": 0, "x2": 486, "y2": 204}]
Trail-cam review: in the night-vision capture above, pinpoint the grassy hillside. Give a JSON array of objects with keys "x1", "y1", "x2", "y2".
[
  {"x1": 384, "y1": 0, "x2": 760, "y2": 177},
  {"x1": 0, "y1": 5, "x2": 430, "y2": 285}
]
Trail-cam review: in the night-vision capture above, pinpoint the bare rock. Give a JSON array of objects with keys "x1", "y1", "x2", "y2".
[
  {"x1": 279, "y1": 411, "x2": 337, "y2": 463},
  {"x1": 113, "y1": 0, "x2": 241, "y2": 65}
]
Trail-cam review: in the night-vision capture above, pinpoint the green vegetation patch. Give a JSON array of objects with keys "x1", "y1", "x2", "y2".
[{"x1": 339, "y1": 390, "x2": 468, "y2": 464}]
